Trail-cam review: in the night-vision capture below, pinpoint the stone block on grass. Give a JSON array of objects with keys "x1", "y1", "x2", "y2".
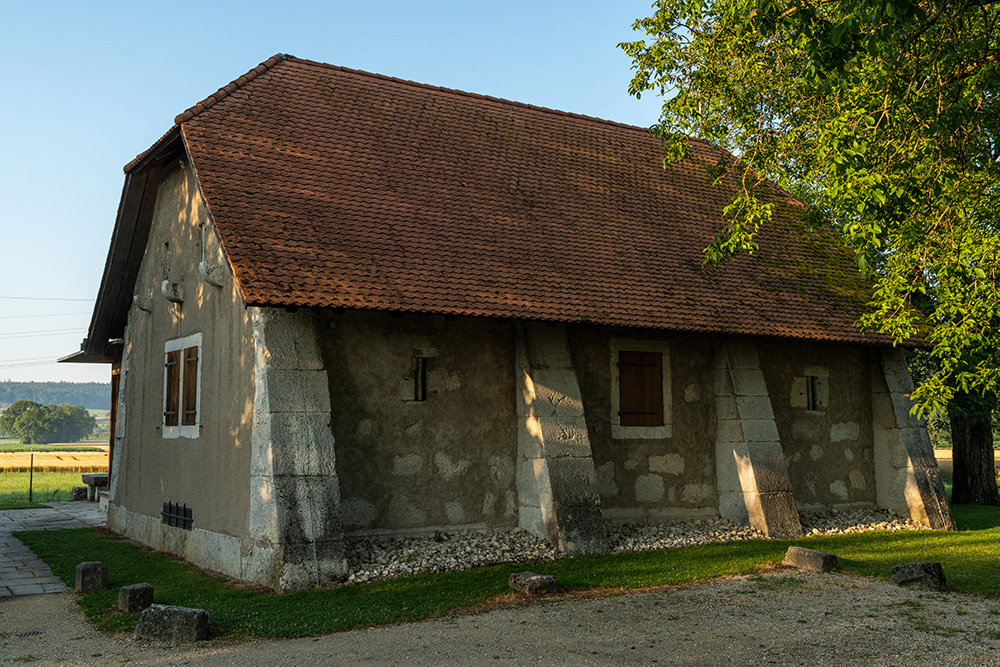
[
  {"x1": 75, "y1": 561, "x2": 107, "y2": 593},
  {"x1": 135, "y1": 604, "x2": 210, "y2": 641},
  {"x1": 891, "y1": 562, "x2": 947, "y2": 591},
  {"x1": 782, "y1": 546, "x2": 838, "y2": 573},
  {"x1": 119, "y1": 583, "x2": 154, "y2": 612},
  {"x1": 509, "y1": 571, "x2": 557, "y2": 594}
]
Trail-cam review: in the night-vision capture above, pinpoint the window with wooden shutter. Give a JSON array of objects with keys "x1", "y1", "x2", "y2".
[
  {"x1": 182, "y1": 346, "x2": 199, "y2": 425},
  {"x1": 164, "y1": 350, "x2": 181, "y2": 427},
  {"x1": 163, "y1": 333, "x2": 202, "y2": 438},
  {"x1": 617, "y1": 351, "x2": 663, "y2": 427},
  {"x1": 610, "y1": 339, "x2": 672, "y2": 439}
]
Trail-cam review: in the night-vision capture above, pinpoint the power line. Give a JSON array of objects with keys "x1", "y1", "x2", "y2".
[
  {"x1": 0, "y1": 296, "x2": 93, "y2": 302},
  {"x1": 0, "y1": 359, "x2": 59, "y2": 369},
  {"x1": 0, "y1": 329, "x2": 86, "y2": 340},
  {"x1": 0, "y1": 312, "x2": 91, "y2": 320}
]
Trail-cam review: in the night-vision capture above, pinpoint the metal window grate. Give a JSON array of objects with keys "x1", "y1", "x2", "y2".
[{"x1": 162, "y1": 502, "x2": 193, "y2": 530}]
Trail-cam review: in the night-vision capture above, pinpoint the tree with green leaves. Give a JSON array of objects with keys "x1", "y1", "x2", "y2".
[
  {"x1": 622, "y1": 0, "x2": 999, "y2": 504},
  {"x1": 0, "y1": 399, "x2": 40, "y2": 437},
  {"x1": 0, "y1": 400, "x2": 96, "y2": 444}
]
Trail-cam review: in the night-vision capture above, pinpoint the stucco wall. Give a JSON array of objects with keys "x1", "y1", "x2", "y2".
[
  {"x1": 569, "y1": 327, "x2": 719, "y2": 522},
  {"x1": 756, "y1": 339, "x2": 877, "y2": 509},
  {"x1": 320, "y1": 311, "x2": 518, "y2": 534},
  {"x1": 113, "y1": 159, "x2": 255, "y2": 539}
]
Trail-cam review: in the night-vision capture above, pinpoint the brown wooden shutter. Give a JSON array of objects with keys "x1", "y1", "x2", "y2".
[
  {"x1": 164, "y1": 350, "x2": 181, "y2": 426},
  {"x1": 182, "y1": 346, "x2": 199, "y2": 426},
  {"x1": 618, "y1": 351, "x2": 663, "y2": 427}
]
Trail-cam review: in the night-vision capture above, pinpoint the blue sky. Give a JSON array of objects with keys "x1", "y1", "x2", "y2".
[{"x1": 0, "y1": 0, "x2": 664, "y2": 383}]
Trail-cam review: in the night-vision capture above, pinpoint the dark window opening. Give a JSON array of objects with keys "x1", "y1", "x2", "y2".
[
  {"x1": 805, "y1": 375, "x2": 826, "y2": 411},
  {"x1": 617, "y1": 350, "x2": 663, "y2": 427},
  {"x1": 413, "y1": 357, "x2": 428, "y2": 401}
]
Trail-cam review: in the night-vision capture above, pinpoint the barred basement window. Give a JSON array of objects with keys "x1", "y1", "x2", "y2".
[
  {"x1": 161, "y1": 502, "x2": 193, "y2": 530},
  {"x1": 163, "y1": 333, "x2": 202, "y2": 438}
]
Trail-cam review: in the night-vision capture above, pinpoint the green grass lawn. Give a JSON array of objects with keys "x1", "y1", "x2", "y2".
[
  {"x1": 15, "y1": 503, "x2": 1000, "y2": 639},
  {"x1": 0, "y1": 470, "x2": 102, "y2": 509}
]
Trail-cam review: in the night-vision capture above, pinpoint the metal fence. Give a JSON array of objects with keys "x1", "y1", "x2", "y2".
[{"x1": 0, "y1": 450, "x2": 108, "y2": 509}]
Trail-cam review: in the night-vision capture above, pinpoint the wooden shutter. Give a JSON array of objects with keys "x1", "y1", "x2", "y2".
[
  {"x1": 182, "y1": 346, "x2": 199, "y2": 426},
  {"x1": 618, "y1": 351, "x2": 663, "y2": 427},
  {"x1": 164, "y1": 350, "x2": 181, "y2": 426}
]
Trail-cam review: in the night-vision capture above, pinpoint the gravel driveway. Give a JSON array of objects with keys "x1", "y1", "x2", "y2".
[{"x1": 3, "y1": 570, "x2": 1000, "y2": 666}]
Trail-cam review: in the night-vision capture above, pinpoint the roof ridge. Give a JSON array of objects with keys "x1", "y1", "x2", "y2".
[
  {"x1": 174, "y1": 54, "x2": 289, "y2": 125},
  {"x1": 283, "y1": 56, "x2": 710, "y2": 145}
]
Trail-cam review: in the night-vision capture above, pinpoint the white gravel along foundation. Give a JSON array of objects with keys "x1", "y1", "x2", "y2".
[{"x1": 344, "y1": 509, "x2": 920, "y2": 584}]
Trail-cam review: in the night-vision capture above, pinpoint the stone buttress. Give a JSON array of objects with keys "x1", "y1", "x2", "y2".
[
  {"x1": 872, "y1": 348, "x2": 954, "y2": 529},
  {"x1": 715, "y1": 339, "x2": 803, "y2": 538},
  {"x1": 515, "y1": 322, "x2": 606, "y2": 554},
  {"x1": 247, "y1": 307, "x2": 349, "y2": 591}
]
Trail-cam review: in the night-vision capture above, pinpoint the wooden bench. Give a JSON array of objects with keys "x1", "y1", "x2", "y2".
[{"x1": 81, "y1": 473, "x2": 109, "y2": 502}]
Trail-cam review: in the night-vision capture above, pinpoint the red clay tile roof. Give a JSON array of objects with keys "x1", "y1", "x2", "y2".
[{"x1": 158, "y1": 55, "x2": 885, "y2": 344}]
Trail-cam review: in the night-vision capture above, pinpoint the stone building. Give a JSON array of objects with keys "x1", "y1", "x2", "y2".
[{"x1": 69, "y1": 55, "x2": 952, "y2": 592}]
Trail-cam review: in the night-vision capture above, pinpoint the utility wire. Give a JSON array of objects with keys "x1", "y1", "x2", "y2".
[
  {"x1": 0, "y1": 327, "x2": 87, "y2": 336},
  {"x1": 0, "y1": 329, "x2": 86, "y2": 340},
  {"x1": 0, "y1": 312, "x2": 91, "y2": 320},
  {"x1": 0, "y1": 296, "x2": 93, "y2": 302}
]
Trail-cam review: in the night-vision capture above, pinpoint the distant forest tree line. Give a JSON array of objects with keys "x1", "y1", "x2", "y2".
[{"x1": 0, "y1": 381, "x2": 111, "y2": 411}]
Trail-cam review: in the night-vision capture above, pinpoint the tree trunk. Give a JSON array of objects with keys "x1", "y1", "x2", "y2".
[{"x1": 949, "y1": 391, "x2": 1000, "y2": 506}]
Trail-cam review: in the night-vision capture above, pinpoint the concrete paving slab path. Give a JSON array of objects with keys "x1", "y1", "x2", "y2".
[{"x1": 0, "y1": 502, "x2": 106, "y2": 597}]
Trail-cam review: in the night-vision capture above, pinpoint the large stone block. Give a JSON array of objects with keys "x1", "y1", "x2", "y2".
[
  {"x1": 119, "y1": 583, "x2": 154, "y2": 612},
  {"x1": 509, "y1": 571, "x2": 557, "y2": 594},
  {"x1": 546, "y1": 457, "x2": 601, "y2": 506},
  {"x1": 521, "y1": 322, "x2": 574, "y2": 369},
  {"x1": 880, "y1": 349, "x2": 916, "y2": 395},
  {"x1": 726, "y1": 342, "x2": 762, "y2": 370},
  {"x1": 251, "y1": 412, "x2": 338, "y2": 476},
  {"x1": 278, "y1": 542, "x2": 349, "y2": 590},
  {"x1": 254, "y1": 308, "x2": 325, "y2": 371},
  {"x1": 717, "y1": 419, "x2": 745, "y2": 444},
  {"x1": 183, "y1": 528, "x2": 243, "y2": 579},
  {"x1": 743, "y1": 442, "x2": 794, "y2": 493},
  {"x1": 729, "y1": 369, "x2": 768, "y2": 397},
  {"x1": 716, "y1": 395, "x2": 739, "y2": 420},
  {"x1": 260, "y1": 369, "x2": 331, "y2": 413},
  {"x1": 75, "y1": 561, "x2": 107, "y2": 593},
  {"x1": 248, "y1": 475, "x2": 279, "y2": 540},
  {"x1": 891, "y1": 562, "x2": 947, "y2": 591},
  {"x1": 748, "y1": 491, "x2": 802, "y2": 538},
  {"x1": 135, "y1": 604, "x2": 209, "y2": 641},
  {"x1": 783, "y1": 546, "x2": 837, "y2": 573},
  {"x1": 551, "y1": 501, "x2": 606, "y2": 555},
  {"x1": 529, "y1": 369, "x2": 586, "y2": 419},
  {"x1": 735, "y1": 395, "x2": 775, "y2": 420},
  {"x1": 517, "y1": 457, "x2": 553, "y2": 511},
  {"x1": 517, "y1": 504, "x2": 550, "y2": 541},
  {"x1": 741, "y1": 418, "x2": 781, "y2": 443},
  {"x1": 269, "y1": 474, "x2": 344, "y2": 545}
]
